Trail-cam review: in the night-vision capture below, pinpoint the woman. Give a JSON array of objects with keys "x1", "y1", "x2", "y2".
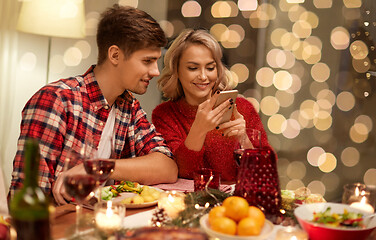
[{"x1": 152, "y1": 29, "x2": 273, "y2": 181}]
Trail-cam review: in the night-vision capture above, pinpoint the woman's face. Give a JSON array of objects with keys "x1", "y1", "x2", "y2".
[{"x1": 177, "y1": 43, "x2": 218, "y2": 106}]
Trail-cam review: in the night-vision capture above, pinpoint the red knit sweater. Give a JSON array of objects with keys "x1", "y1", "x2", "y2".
[{"x1": 152, "y1": 97, "x2": 273, "y2": 181}]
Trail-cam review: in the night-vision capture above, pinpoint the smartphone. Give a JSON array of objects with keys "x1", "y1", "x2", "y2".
[{"x1": 213, "y1": 90, "x2": 238, "y2": 124}]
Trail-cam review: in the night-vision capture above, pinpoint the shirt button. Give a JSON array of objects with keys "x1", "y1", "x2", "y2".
[
  {"x1": 104, "y1": 105, "x2": 109, "y2": 110},
  {"x1": 99, "y1": 122, "x2": 104, "y2": 126}
]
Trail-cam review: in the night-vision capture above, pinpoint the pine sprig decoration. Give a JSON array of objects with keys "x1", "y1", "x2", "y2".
[{"x1": 166, "y1": 189, "x2": 231, "y2": 228}]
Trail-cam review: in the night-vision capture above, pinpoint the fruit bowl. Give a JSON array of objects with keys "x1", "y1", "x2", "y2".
[
  {"x1": 199, "y1": 214, "x2": 274, "y2": 240},
  {"x1": 294, "y1": 202, "x2": 376, "y2": 240}
]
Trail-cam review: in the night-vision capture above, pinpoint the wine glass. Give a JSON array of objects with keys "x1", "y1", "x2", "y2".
[
  {"x1": 233, "y1": 128, "x2": 261, "y2": 166},
  {"x1": 83, "y1": 134, "x2": 116, "y2": 202},
  {"x1": 63, "y1": 150, "x2": 97, "y2": 237}
]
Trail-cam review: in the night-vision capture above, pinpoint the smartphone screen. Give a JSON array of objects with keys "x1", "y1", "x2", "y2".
[{"x1": 213, "y1": 90, "x2": 238, "y2": 124}]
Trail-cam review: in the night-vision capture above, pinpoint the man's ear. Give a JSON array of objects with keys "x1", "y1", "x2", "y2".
[{"x1": 108, "y1": 45, "x2": 120, "y2": 65}]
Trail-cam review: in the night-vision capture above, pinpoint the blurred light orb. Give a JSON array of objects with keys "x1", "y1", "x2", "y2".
[
  {"x1": 249, "y1": 9, "x2": 270, "y2": 28},
  {"x1": 292, "y1": 20, "x2": 312, "y2": 38},
  {"x1": 349, "y1": 124, "x2": 368, "y2": 143},
  {"x1": 316, "y1": 99, "x2": 333, "y2": 113},
  {"x1": 171, "y1": 19, "x2": 186, "y2": 37},
  {"x1": 74, "y1": 40, "x2": 91, "y2": 59},
  {"x1": 210, "y1": 24, "x2": 228, "y2": 42},
  {"x1": 20, "y1": 52, "x2": 37, "y2": 71},
  {"x1": 85, "y1": 12, "x2": 100, "y2": 36},
  {"x1": 300, "y1": 100, "x2": 319, "y2": 120},
  {"x1": 288, "y1": 74, "x2": 302, "y2": 93},
  {"x1": 276, "y1": 90, "x2": 294, "y2": 107},
  {"x1": 211, "y1": 1, "x2": 238, "y2": 18},
  {"x1": 63, "y1": 47, "x2": 82, "y2": 66},
  {"x1": 260, "y1": 96, "x2": 280, "y2": 116},
  {"x1": 313, "y1": 111, "x2": 332, "y2": 131},
  {"x1": 181, "y1": 1, "x2": 201, "y2": 17},
  {"x1": 280, "y1": 50, "x2": 296, "y2": 69},
  {"x1": 317, "y1": 89, "x2": 336, "y2": 106},
  {"x1": 287, "y1": 161, "x2": 306, "y2": 179},
  {"x1": 271, "y1": 28, "x2": 288, "y2": 47},
  {"x1": 273, "y1": 70, "x2": 293, "y2": 90},
  {"x1": 256, "y1": 67, "x2": 274, "y2": 87},
  {"x1": 159, "y1": 20, "x2": 174, "y2": 38},
  {"x1": 267, "y1": 114, "x2": 286, "y2": 134},
  {"x1": 341, "y1": 147, "x2": 360, "y2": 167},
  {"x1": 238, "y1": 0, "x2": 258, "y2": 11},
  {"x1": 310, "y1": 81, "x2": 329, "y2": 99},
  {"x1": 228, "y1": 24, "x2": 245, "y2": 41},
  {"x1": 259, "y1": 3, "x2": 277, "y2": 20},
  {"x1": 336, "y1": 91, "x2": 355, "y2": 112},
  {"x1": 330, "y1": 27, "x2": 350, "y2": 50},
  {"x1": 343, "y1": 0, "x2": 362, "y2": 8},
  {"x1": 307, "y1": 181, "x2": 326, "y2": 196},
  {"x1": 246, "y1": 97, "x2": 260, "y2": 112},
  {"x1": 230, "y1": 63, "x2": 249, "y2": 83},
  {"x1": 281, "y1": 32, "x2": 299, "y2": 51},
  {"x1": 288, "y1": 5, "x2": 306, "y2": 22},
  {"x1": 318, "y1": 153, "x2": 337, "y2": 173},
  {"x1": 355, "y1": 115, "x2": 373, "y2": 132},
  {"x1": 299, "y1": 11, "x2": 319, "y2": 29},
  {"x1": 313, "y1": 0, "x2": 332, "y2": 8},
  {"x1": 286, "y1": 179, "x2": 305, "y2": 191},
  {"x1": 352, "y1": 57, "x2": 371, "y2": 73},
  {"x1": 350, "y1": 40, "x2": 369, "y2": 60},
  {"x1": 281, "y1": 118, "x2": 301, "y2": 139},
  {"x1": 266, "y1": 49, "x2": 283, "y2": 68},
  {"x1": 311, "y1": 62, "x2": 330, "y2": 82},
  {"x1": 307, "y1": 146, "x2": 325, "y2": 167},
  {"x1": 118, "y1": 0, "x2": 138, "y2": 7},
  {"x1": 364, "y1": 169, "x2": 376, "y2": 186}
]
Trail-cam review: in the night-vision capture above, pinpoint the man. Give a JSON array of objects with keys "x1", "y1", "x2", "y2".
[{"x1": 9, "y1": 5, "x2": 178, "y2": 205}]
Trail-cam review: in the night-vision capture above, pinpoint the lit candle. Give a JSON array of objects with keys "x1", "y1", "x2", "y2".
[
  {"x1": 275, "y1": 226, "x2": 308, "y2": 240},
  {"x1": 95, "y1": 201, "x2": 124, "y2": 236},
  {"x1": 350, "y1": 196, "x2": 375, "y2": 214},
  {"x1": 158, "y1": 191, "x2": 186, "y2": 219}
]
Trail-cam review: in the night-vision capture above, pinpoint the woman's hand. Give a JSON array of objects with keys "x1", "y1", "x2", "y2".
[{"x1": 218, "y1": 105, "x2": 253, "y2": 148}]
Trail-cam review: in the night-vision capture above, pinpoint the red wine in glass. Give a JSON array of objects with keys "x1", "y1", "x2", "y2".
[
  {"x1": 64, "y1": 174, "x2": 97, "y2": 203},
  {"x1": 84, "y1": 159, "x2": 115, "y2": 184}
]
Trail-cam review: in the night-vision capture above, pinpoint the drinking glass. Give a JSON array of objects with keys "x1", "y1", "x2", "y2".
[
  {"x1": 63, "y1": 151, "x2": 97, "y2": 237},
  {"x1": 342, "y1": 183, "x2": 367, "y2": 204},
  {"x1": 234, "y1": 128, "x2": 262, "y2": 166},
  {"x1": 84, "y1": 134, "x2": 116, "y2": 202},
  {"x1": 94, "y1": 201, "x2": 125, "y2": 238},
  {"x1": 193, "y1": 168, "x2": 221, "y2": 191}
]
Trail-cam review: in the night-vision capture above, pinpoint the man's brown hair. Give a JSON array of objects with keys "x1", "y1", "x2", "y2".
[{"x1": 96, "y1": 4, "x2": 167, "y2": 65}]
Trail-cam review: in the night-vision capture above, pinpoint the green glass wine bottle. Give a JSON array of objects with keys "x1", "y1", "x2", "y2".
[{"x1": 10, "y1": 138, "x2": 51, "y2": 240}]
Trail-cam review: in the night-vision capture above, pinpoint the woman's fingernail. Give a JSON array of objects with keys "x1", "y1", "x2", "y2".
[
  {"x1": 229, "y1": 98, "x2": 233, "y2": 103},
  {"x1": 216, "y1": 126, "x2": 219, "y2": 129},
  {"x1": 216, "y1": 90, "x2": 220, "y2": 94},
  {"x1": 221, "y1": 133, "x2": 224, "y2": 136},
  {"x1": 229, "y1": 106, "x2": 232, "y2": 109}
]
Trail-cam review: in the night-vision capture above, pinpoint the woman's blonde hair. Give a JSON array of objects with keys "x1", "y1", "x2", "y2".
[{"x1": 158, "y1": 29, "x2": 230, "y2": 100}]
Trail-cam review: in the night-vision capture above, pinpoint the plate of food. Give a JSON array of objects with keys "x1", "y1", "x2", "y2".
[{"x1": 100, "y1": 181, "x2": 163, "y2": 208}]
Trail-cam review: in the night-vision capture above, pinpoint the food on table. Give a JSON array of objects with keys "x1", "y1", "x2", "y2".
[
  {"x1": 101, "y1": 181, "x2": 143, "y2": 200},
  {"x1": 311, "y1": 207, "x2": 365, "y2": 228},
  {"x1": 118, "y1": 227, "x2": 209, "y2": 240},
  {"x1": 121, "y1": 186, "x2": 161, "y2": 204},
  {"x1": 281, "y1": 187, "x2": 326, "y2": 211},
  {"x1": 0, "y1": 216, "x2": 10, "y2": 240},
  {"x1": 208, "y1": 196, "x2": 266, "y2": 236}
]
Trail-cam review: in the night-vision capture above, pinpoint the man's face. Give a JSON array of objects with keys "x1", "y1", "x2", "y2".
[{"x1": 117, "y1": 47, "x2": 162, "y2": 95}]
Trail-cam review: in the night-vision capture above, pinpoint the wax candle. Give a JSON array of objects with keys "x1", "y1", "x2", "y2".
[
  {"x1": 275, "y1": 226, "x2": 308, "y2": 240},
  {"x1": 350, "y1": 196, "x2": 374, "y2": 214},
  {"x1": 95, "y1": 201, "x2": 125, "y2": 236},
  {"x1": 158, "y1": 191, "x2": 186, "y2": 219}
]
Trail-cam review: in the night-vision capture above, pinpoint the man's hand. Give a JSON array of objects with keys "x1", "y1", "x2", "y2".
[{"x1": 52, "y1": 163, "x2": 85, "y2": 205}]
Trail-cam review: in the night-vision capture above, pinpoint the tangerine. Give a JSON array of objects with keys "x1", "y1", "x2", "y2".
[
  {"x1": 222, "y1": 196, "x2": 249, "y2": 222},
  {"x1": 248, "y1": 206, "x2": 265, "y2": 228},
  {"x1": 237, "y1": 217, "x2": 262, "y2": 236},
  {"x1": 208, "y1": 206, "x2": 226, "y2": 225},
  {"x1": 210, "y1": 216, "x2": 237, "y2": 235}
]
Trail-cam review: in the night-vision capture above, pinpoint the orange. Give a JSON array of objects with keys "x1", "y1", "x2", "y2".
[
  {"x1": 237, "y1": 217, "x2": 262, "y2": 236},
  {"x1": 248, "y1": 206, "x2": 265, "y2": 228},
  {"x1": 222, "y1": 196, "x2": 249, "y2": 222},
  {"x1": 210, "y1": 217, "x2": 237, "y2": 235},
  {"x1": 208, "y1": 206, "x2": 226, "y2": 225}
]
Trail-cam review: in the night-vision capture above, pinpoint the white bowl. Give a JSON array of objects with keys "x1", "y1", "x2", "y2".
[
  {"x1": 199, "y1": 214, "x2": 274, "y2": 240},
  {"x1": 294, "y1": 202, "x2": 376, "y2": 240}
]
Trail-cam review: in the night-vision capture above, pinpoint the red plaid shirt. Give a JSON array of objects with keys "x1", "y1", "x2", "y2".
[{"x1": 10, "y1": 65, "x2": 173, "y2": 197}]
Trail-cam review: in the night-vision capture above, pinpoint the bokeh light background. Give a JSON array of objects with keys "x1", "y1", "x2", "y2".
[{"x1": 16, "y1": 0, "x2": 376, "y2": 202}]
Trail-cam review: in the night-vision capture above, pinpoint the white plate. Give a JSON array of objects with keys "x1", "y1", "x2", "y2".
[
  {"x1": 200, "y1": 214, "x2": 274, "y2": 240},
  {"x1": 102, "y1": 185, "x2": 164, "y2": 209},
  {"x1": 123, "y1": 209, "x2": 155, "y2": 228}
]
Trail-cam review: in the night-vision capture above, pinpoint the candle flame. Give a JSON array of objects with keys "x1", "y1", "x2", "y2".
[
  {"x1": 106, "y1": 201, "x2": 114, "y2": 217},
  {"x1": 355, "y1": 187, "x2": 360, "y2": 196},
  {"x1": 360, "y1": 196, "x2": 367, "y2": 204}
]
